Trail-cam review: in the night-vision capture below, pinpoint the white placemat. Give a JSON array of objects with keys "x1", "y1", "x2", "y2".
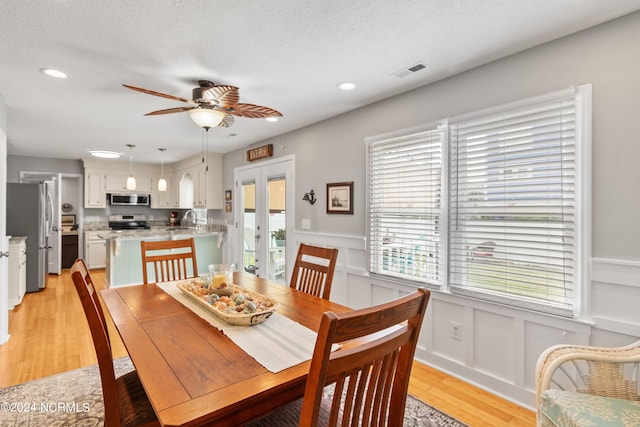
[{"x1": 156, "y1": 281, "x2": 318, "y2": 373}]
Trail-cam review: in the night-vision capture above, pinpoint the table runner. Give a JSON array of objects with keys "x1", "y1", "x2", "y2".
[{"x1": 156, "y1": 281, "x2": 318, "y2": 373}]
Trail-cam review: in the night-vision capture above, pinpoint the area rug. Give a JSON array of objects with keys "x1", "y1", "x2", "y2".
[{"x1": 0, "y1": 357, "x2": 467, "y2": 426}]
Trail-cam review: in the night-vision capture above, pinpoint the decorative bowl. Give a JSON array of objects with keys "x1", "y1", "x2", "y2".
[{"x1": 177, "y1": 280, "x2": 280, "y2": 326}]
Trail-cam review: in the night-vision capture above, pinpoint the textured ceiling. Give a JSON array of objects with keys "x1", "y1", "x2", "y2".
[{"x1": 1, "y1": 1, "x2": 639, "y2": 164}]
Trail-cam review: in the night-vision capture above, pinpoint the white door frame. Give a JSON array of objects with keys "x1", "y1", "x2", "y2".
[
  {"x1": 0, "y1": 128, "x2": 9, "y2": 343},
  {"x1": 233, "y1": 155, "x2": 295, "y2": 281}
]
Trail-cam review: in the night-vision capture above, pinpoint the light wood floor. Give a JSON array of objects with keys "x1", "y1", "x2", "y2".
[{"x1": 0, "y1": 269, "x2": 535, "y2": 426}]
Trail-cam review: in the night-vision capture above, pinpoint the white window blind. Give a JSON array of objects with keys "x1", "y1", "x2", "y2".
[
  {"x1": 367, "y1": 123, "x2": 445, "y2": 285},
  {"x1": 449, "y1": 91, "x2": 583, "y2": 315}
]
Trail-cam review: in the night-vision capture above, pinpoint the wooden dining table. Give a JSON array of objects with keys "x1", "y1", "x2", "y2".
[{"x1": 100, "y1": 271, "x2": 350, "y2": 427}]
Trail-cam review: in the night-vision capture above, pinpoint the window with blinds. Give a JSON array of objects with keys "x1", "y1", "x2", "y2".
[
  {"x1": 365, "y1": 85, "x2": 590, "y2": 316},
  {"x1": 449, "y1": 86, "x2": 589, "y2": 316},
  {"x1": 366, "y1": 123, "x2": 446, "y2": 285}
]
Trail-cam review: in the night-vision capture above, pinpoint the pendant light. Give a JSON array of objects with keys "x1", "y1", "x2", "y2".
[
  {"x1": 157, "y1": 148, "x2": 167, "y2": 192},
  {"x1": 126, "y1": 144, "x2": 136, "y2": 190}
]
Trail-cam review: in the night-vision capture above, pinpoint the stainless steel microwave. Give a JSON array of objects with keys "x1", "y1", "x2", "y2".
[{"x1": 109, "y1": 193, "x2": 150, "y2": 206}]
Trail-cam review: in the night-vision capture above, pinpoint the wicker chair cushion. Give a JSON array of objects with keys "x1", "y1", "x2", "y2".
[{"x1": 538, "y1": 389, "x2": 640, "y2": 427}]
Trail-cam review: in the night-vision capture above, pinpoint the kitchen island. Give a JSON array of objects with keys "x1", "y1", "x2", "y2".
[{"x1": 101, "y1": 229, "x2": 223, "y2": 288}]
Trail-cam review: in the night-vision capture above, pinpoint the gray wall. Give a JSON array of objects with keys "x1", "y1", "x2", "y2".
[
  {"x1": 224, "y1": 11, "x2": 640, "y2": 261},
  {"x1": 221, "y1": 12, "x2": 640, "y2": 408},
  {"x1": 0, "y1": 95, "x2": 6, "y2": 132},
  {"x1": 6, "y1": 156, "x2": 83, "y2": 182}
]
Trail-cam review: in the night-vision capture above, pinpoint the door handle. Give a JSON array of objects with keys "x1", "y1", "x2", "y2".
[{"x1": 0, "y1": 252, "x2": 9, "y2": 258}]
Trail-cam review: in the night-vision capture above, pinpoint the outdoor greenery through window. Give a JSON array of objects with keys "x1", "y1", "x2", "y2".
[{"x1": 366, "y1": 85, "x2": 590, "y2": 317}]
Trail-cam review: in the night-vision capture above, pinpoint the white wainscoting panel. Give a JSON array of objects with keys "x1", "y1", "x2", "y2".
[{"x1": 291, "y1": 231, "x2": 640, "y2": 410}]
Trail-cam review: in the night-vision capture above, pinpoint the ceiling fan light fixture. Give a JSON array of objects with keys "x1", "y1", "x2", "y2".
[
  {"x1": 188, "y1": 108, "x2": 226, "y2": 129},
  {"x1": 266, "y1": 117, "x2": 279, "y2": 122}
]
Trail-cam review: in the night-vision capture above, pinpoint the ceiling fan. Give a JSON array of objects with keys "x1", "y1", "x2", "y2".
[{"x1": 123, "y1": 80, "x2": 282, "y2": 129}]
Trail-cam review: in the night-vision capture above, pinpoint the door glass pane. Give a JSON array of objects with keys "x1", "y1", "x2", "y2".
[
  {"x1": 267, "y1": 177, "x2": 286, "y2": 284},
  {"x1": 241, "y1": 181, "x2": 256, "y2": 275}
]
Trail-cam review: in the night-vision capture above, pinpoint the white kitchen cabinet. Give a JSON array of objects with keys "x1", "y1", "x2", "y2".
[
  {"x1": 84, "y1": 231, "x2": 107, "y2": 269},
  {"x1": 152, "y1": 174, "x2": 178, "y2": 208},
  {"x1": 194, "y1": 165, "x2": 207, "y2": 208},
  {"x1": 182, "y1": 154, "x2": 223, "y2": 209},
  {"x1": 83, "y1": 155, "x2": 220, "y2": 210},
  {"x1": 84, "y1": 170, "x2": 106, "y2": 208},
  {"x1": 105, "y1": 173, "x2": 152, "y2": 193},
  {"x1": 8, "y1": 237, "x2": 27, "y2": 309}
]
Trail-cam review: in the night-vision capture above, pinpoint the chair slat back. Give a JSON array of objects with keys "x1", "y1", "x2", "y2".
[
  {"x1": 299, "y1": 288, "x2": 430, "y2": 427},
  {"x1": 71, "y1": 259, "x2": 121, "y2": 426},
  {"x1": 290, "y1": 243, "x2": 338, "y2": 300},
  {"x1": 141, "y1": 238, "x2": 198, "y2": 284}
]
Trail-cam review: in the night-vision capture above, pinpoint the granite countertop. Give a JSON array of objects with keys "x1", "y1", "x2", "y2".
[{"x1": 98, "y1": 228, "x2": 223, "y2": 240}]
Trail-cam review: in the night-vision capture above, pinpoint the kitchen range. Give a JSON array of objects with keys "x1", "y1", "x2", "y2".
[{"x1": 108, "y1": 214, "x2": 150, "y2": 230}]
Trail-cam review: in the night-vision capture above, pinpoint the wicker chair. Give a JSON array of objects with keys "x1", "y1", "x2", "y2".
[{"x1": 535, "y1": 340, "x2": 640, "y2": 426}]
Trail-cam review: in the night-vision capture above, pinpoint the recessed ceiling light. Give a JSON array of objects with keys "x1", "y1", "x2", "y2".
[
  {"x1": 266, "y1": 117, "x2": 279, "y2": 122},
  {"x1": 40, "y1": 68, "x2": 69, "y2": 79},
  {"x1": 88, "y1": 149, "x2": 121, "y2": 159},
  {"x1": 337, "y1": 82, "x2": 356, "y2": 91}
]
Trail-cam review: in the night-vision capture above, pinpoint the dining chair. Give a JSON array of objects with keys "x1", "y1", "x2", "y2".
[
  {"x1": 246, "y1": 288, "x2": 430, "y2": 427},
  {"x1": 140, "y1": 238, "x2": 198, "y2": 284},
  {"x1": 71, "y1": 259, "x2": 159, "y2": 427},
  {"x1": 289, "y1": 243, "x2": 338, "y2": 300}
]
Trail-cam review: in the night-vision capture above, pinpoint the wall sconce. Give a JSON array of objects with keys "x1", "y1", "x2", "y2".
[{"x1": 302, "y1": 190, "x2": 316, "y2": 205}]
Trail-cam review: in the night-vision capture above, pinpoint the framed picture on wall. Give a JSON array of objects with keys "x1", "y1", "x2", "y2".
[{"x1": 326, "y1": 181, "x2": 353, "y2": 214}]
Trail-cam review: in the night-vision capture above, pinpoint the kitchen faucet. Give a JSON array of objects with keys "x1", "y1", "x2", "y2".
[{"x1": 181, "y1": 209, "x2": 197, "y2": 228}]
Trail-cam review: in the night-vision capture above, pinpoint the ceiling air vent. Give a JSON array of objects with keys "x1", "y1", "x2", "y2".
[{"x1": 391, "y1": 62, "x2": 428, "y2": 78}]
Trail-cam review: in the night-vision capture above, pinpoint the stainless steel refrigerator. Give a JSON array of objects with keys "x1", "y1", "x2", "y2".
[{"x1": 6, "y1": 183, "x2": 53, "y2": 292}]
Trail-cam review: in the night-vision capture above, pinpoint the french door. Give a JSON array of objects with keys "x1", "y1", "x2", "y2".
[{"x1": 235, "y1": 157, "x2": 293, "y2": 284}]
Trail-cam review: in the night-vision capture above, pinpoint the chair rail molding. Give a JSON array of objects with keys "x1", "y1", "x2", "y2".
[{"x1": 290, "y1": 230, "x2": 640, "y2": 410}]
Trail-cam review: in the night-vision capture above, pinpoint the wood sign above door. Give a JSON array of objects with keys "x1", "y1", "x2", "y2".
[{"x1": 247, "y1": 144, "x2": 273, "y2": 162}]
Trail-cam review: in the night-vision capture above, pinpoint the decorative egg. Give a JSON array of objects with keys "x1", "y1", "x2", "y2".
[
  {"x1": 244, "y1": 301, "x2": 257, "y2": 313},
  {"x1": 234, "y1": 294, "x2": 245, "y2": 305}
]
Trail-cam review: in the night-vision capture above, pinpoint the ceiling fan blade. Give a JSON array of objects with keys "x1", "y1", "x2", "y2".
[
  {"x1": 203, "y1": 85, "x2": 239, "y2": 108},
  {"x1": 144, "y1": 106, "x2": 195, "y2": 116},
  {"x1": 227, "y1": 103, "x2": 282, "y2": 118},
  {"x1": 123, "y1": 84, "x2": 192, "y2": 104},
  {"x1": 218, "y1": 113, "x2": 235, "y2": 128}
]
